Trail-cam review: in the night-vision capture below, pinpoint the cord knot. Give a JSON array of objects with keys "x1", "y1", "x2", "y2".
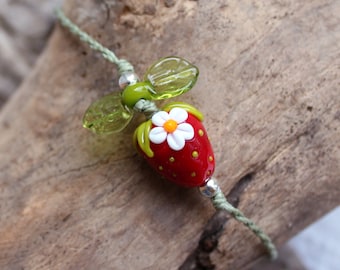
[
  {"x1": 117, "y1": 59, "x2": 135, "y2": 74},
  {"x1": 134, "y1": 99, "x2": 159, "y2": 119}
]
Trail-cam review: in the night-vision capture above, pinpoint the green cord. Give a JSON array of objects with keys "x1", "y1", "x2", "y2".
[
  {"x1": 55, "y1": 9, "x2": 134, "y2": 74},
  {"x1": 212, "y1": 188, "x2": 278, "y2": 259}
]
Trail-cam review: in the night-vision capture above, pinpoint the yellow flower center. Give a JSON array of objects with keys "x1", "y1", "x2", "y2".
[{"x1": 163, "y1": 119, "x2": 178, "y2": 133}]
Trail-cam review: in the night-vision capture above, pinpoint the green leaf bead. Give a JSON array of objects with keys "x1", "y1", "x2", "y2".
[
  {"x1": 83, "y1": 92, "x2": 132, "y2": 134},
  {"x1": 144, "y1": 56, "x2": 199, "y2": 100},
  {"x1": 121, "y1": 82, "x2": 153, "y2": 108}
]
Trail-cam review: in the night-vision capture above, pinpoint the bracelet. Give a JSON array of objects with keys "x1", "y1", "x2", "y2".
[{"x1": 56, "y1": 8, "x2": 278, "y2": 260}]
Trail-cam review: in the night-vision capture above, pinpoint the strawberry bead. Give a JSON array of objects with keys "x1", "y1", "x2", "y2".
[{"x1": 134, "y1": 103, "x2": 215, "y2": 188}]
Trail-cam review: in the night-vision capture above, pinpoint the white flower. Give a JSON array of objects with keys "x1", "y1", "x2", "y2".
[{"x1": 149, "y1": 108, "x2": 194, "y2": 151}]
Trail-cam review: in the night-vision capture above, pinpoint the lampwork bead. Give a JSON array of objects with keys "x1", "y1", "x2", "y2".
[{"x1": 134, "y1": 104, "x2": 215, "y2": 188}]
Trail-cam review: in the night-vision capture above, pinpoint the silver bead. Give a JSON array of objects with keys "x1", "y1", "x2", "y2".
[
  {"x1": 118, "y1": 71, "x2": 139, "y2": 89},
  {"x1": 199, "y1": 177, "x2": 220, "y2": 198}
]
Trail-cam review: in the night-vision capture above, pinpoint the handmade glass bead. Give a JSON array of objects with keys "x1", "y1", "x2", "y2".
[
  {"x1": 134, "y1": 103, "x2": 215, "y2": 187},
  {"x1": 82, "y1": 92, "x2": 132, "y2": 134},
  {"x1": 144, "y1": 56, "x2": 199, "y2": 100}
]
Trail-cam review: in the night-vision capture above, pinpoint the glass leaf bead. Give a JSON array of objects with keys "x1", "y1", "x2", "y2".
[
  {"x1": 83, "y1": 92, "x2": 132, "y2": 134},
  {"x1": 144, "y1": 56, "x2": 199, "y2": 100}
]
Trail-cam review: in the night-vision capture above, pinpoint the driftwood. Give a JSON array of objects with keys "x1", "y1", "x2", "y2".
[{"x1": 0, "y1": 0, "x2": 339, "y2": 269}]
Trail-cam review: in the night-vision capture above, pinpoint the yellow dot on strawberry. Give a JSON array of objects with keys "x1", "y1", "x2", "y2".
[
  {"x1": 163, "y1": 119, "x2": 178, "y2": 133},
  {"x1": 169, "y1": 157, "x2": 175, "y2": 162},
  {"x1": 198, "y1": 129, "x2": 204, "y2": 136},
  {"x1": 209, "y1": 156, "x2": 213, "y2": 162},
  {"x1": 192, "y1": 151, "x2": 199, "y2": 158},
  {"x1": 158, "y1": 166, "x2": 163, "y2": 170},
  {"x1": 191, "y1": 172, "x2": 196, "y2": 177}
]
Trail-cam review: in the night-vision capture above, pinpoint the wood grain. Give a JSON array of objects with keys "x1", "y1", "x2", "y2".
[{"x1": 0, "y1": 0, "x2": 339, "y2": 269}]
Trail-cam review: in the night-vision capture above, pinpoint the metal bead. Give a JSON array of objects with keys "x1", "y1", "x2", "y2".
[
  {"x1": 118, "y1": 71, "x2": 139, "y2": 89},
  {"x1": 199, "y1": 177, "x2": 220, "y2": 197}
]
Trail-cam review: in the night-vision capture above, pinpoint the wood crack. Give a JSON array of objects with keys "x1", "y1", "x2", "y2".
[{"x1": 179, "y1": 173, "x2": 254, "y2": 270}]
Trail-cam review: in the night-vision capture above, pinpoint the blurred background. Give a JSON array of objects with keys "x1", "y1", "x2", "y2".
[{"x1": 0, "y1": 1, "x2": 339, "y2": 269}]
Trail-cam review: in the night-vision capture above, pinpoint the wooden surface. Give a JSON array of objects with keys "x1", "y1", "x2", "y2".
[{"x1": 0, "y1": 0, "x2": 339, "y2": 269}]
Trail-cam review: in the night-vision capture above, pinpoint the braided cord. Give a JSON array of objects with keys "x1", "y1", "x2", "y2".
[
  {"x1": 212, "y1": 188, "x2": 278, "y2": 259},
  {"x1": 134, "y1": 99, "x2": 159, "y2": 119},
  {"x1": 55, "y1": 9, "x2": 134, "y2": 74}
]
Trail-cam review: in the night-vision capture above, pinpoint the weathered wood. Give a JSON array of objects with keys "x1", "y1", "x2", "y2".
[{"x1": 0, "y1": 0, "x2": 339, "y2": 269}]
